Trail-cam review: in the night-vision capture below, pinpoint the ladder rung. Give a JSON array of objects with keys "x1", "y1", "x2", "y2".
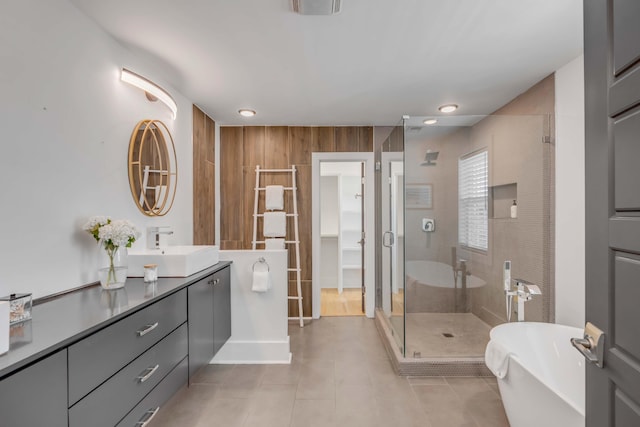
[
  {"x1": 252, "y1": 240, "x2": 300, "y2": 245},
  {"x1": 287, "y1": 296, "x2": 303, "y2": 300},
  {"x1": 254, "y1": 213, "x2": 298, "y2": 217},
  {"x1": 288, "y1": 317, "x2": 313, "y2": 320},
  {"x1": 256, "y1": 168, "x2": 296, "y2": 173},
  {"x1": 287, "y1": 268, "x2": 301, "y2": 272},
  {"x1": 255, "y1": 187, "x2": 296, "y2": 191}
]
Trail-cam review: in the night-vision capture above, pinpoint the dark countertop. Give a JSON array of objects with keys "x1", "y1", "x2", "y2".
[{"x1": 0, "y1": 261, "x2": 232, "y2": 380}]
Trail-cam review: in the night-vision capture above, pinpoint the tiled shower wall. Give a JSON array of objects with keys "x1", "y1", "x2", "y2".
[{"x1": 405, "y1": 75, "x2": 555, "y2": 325}]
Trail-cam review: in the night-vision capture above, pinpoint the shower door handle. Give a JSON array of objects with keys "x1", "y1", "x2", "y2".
[{"x1": 382, "y1": 231, "x2": 395, "y2": 247}]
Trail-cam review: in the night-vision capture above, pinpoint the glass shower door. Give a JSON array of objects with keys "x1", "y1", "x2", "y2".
[{"x1": 381, "y1": 124, "x2": 405, "y2": 355}]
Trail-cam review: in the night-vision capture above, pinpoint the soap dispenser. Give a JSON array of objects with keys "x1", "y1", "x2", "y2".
[{"x1": 510, "y1": 200, "x2": 517, "y2": 219}]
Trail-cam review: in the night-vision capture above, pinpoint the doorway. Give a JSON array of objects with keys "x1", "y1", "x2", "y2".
[{"x1": 312, "y1": 153, "x2": 375, "y2": 319}]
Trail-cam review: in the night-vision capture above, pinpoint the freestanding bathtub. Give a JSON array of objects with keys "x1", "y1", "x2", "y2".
[
  {"x1": 405, "y1": 260, "x2": 486, "y2": 289},
  {"x1": 404, "y1": 260, "x2": 485, "y2": 312},
  {"x1": 486, "y1": 322, "x2": 585, "y2": 427}
]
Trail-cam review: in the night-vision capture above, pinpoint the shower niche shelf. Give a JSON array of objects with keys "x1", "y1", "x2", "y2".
[{"x1": 489, "y1": 182, "x2": 517, "y2": 219}]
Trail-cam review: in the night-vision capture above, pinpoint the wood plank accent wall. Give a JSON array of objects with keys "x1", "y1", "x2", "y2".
[
  {"x1": 193, "y1": 105, "x2": 216, "y2": 245},
  {"x1": 220, "y1": 126, "x2": 373, "y2": 317}
]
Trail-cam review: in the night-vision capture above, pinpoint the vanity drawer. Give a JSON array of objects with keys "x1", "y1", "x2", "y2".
[
  {"x1": 69, "y1": 322, "x2": 188, "y2": 427},
  {"x1": 117, "y1": 356, "x2": 188, "y2": 427},
  {"x1": 68, "y1": 289, "x2": 187, "y2": 405}
]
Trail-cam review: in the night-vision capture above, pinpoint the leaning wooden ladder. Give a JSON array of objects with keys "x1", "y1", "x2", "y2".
[{"x1": 251, "y1": 165, "x2": 306, "y2": 327}]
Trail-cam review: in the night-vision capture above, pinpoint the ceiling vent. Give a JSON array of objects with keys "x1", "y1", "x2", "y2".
[{"x1": 292, "y1": 0, "x2": 341, "y2": 15}]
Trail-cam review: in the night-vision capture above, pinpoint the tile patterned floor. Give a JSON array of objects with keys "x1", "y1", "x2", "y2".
[
  {"x1": 151, "y1": 317, "x2": 509, "y2": 427},
  {"x1": 404, "y1": 313, "x2": 492, "y2": 358}
]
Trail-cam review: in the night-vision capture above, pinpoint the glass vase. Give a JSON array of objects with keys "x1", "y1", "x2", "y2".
[{"x1": 97, "y1": 246, "x2": 128, "y2": 290}]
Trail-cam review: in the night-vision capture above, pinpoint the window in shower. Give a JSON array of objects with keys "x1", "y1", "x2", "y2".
[{"x1": 458, "y1": 149, "x2": 488, "y2": 251}]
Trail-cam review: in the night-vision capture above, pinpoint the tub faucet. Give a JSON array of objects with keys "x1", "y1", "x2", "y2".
[
  {"x1": 506, "y1": 278, "x2": 542, "y2": 322},
  {"x1": 147, "y1": 226, "x2": 173, "y2": 249}
]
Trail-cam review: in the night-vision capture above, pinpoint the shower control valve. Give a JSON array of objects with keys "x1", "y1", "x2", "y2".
[{"x1": 422, "y1": 218, "x2": 435, "y2": 232}]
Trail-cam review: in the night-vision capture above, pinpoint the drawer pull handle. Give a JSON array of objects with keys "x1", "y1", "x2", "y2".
[
  {"x1": 208, "y1": 279, "x2": 215, "y2": 285},
  {"x1": 137, "y1": 364, "x2": 159, "y2": 383},
  {"x1": 137, "y1": 322, "x2": 159, "y2": 337},
  {"x1": 136, "y1": 407, "x2": 160, "y2": 426}
]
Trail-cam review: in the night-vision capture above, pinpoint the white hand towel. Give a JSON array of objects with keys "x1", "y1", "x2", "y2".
[
  {"x1": 251, "y1": 270, "x2": 271, "y2": 293},
  {"x1": 265, "y1": 185, "x2": 284, "y2": 211},
  {"x1": 484, "y1": 340, "x2": 511, "y2": 379},
  {"x1": 263, "y1": 212, "x2": 287, "y2": 237},
  {"x1": 265, "y1": 238, "x2": 286, "y2": 250}
]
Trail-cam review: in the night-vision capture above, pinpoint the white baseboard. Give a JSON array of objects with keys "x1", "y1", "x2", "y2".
[{"x1": 210, "y1": 337, "x2": 292, "y2": 364}]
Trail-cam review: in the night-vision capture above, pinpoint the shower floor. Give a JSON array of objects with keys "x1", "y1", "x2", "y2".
[{"x1": 390, "y1": 313, "x2": 491, "y2": 359}]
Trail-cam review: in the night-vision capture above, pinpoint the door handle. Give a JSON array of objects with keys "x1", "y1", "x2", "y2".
[
  {"x1": 382, "y1": 231, "x2": 395, "y2": 248},
  {"x1": 570, "y1": 322, "x2": 604, "y2": 368}
]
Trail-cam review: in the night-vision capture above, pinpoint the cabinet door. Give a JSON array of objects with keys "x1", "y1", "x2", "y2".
[
  {"x1": 188, "y1": 274, "x2": 215, "y2": 379},
  {"x1": 0, "y1": 349, "x2": 68, "y2": 427},
  {"x1": 213, "y1": 266, "x2": 231, "y2": 355}
]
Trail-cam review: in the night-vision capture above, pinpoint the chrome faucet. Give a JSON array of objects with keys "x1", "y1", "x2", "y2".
[
  {"x1": 451, "y1": 247, "x2": 472, "y2": 312},
  {"x1": 147, "y1": 226, "x2": 173, "y2": 249},
  {"x1": 505, "y1": 276, "x2": 542, "y2": 322}
]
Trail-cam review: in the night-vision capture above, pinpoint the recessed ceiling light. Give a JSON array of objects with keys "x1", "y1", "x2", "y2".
[
  {"x1": 423, "y1": 119, "x2": 438, "y2": 125},
  {"x1": 438, "y1": 104, "x2": 458, "y2": 113},
  {"x1": 238, "y1": 109, "x2": 256, "y2": 117}
]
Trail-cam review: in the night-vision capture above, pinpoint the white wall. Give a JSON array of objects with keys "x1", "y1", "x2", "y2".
[
  {"x1": 555, "y1": 54, "x2": 585, "y2": 328},
  {"x1": 214, "y1": 250, "x2": 290, "y2": 364},
  {"x1": 0, "y1": 0, "x2": 194, "y2": 298}
]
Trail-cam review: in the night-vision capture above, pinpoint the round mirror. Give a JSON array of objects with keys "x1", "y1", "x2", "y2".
[{"x1": 128, "y1": 119, "x2": 177, "y2": 216}]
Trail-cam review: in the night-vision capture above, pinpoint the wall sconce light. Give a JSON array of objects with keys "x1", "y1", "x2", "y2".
[{"x1": 121, "y1": 68, "x2": 178, "y2": 119}]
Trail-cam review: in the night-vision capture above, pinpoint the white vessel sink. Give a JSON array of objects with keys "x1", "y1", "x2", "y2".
[{"x1": 128, "y1": 245, "x2": 219, "y2": 277}]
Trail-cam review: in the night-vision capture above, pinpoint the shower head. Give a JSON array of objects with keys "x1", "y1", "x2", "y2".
[{"x1": 420, "y1": 150, "x2": 439, "y2": 166}]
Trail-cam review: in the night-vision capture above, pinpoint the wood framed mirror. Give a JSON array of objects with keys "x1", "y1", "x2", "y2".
[{"x1": 128, "y1": 119, "x2": 177, "y2": 216}]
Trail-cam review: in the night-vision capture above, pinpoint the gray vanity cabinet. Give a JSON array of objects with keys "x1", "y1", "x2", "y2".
[
  {"x1": 188, "y1": 272, "x2": 215, "y2": 378},
  {"x1": 68, "y1": 289, "x2": 188, "y2": 427},
  {"x1": 0, "y1": 349, "x2": 68, "y2": 427},
  {"x1": 213, "y1": 265, "x2": 231, "y2": 355},
  {"x1": 0, "y1": 262, "x2": 232, "y2": 426},
  {"x1": 188, "y1": 265, "x2": 231, "y2": 379}
]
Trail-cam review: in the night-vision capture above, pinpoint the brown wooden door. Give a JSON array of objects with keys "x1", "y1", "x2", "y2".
[{"x1": 584, "y1": 1, "x2": 640, "y2": 425}]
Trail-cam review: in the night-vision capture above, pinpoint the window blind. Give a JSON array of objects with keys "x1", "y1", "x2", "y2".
[{"x1": 458, "y1": 150, "x2": 488, "y2": 251}]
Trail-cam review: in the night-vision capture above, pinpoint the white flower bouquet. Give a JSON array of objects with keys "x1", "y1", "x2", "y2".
[{"x1": 83, "y1": 216, "x2": 140, "y2": 289}]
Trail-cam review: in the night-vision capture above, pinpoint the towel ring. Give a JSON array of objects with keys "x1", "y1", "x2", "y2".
[{"x1": 252, "y1": 257, "x2": 270, "y2": 272}]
